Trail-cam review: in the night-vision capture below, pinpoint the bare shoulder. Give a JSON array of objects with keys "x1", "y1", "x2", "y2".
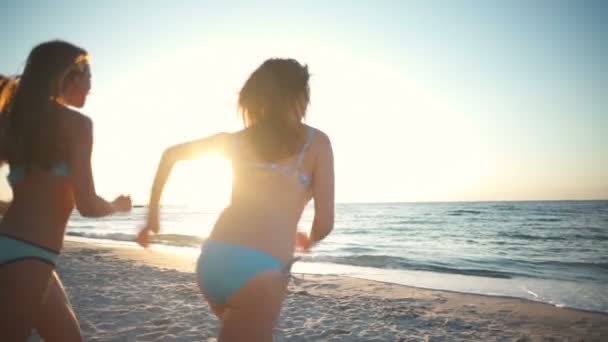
[
  {"x1": 220, "y1": 129, "x2": 246, "y2": 157},
  {"x1": 57, "y1": 106, "x2": 93, "y2": 144},
  {"x1": 59, "y1": 106, "x2": 92, "y2": 131},
  {"x1": 214, "y1": 131, "x2": 234, "y2": 142},
  {"x1": 227, "y1": 128, "x2": 255, "y2": 147},
  {"x1": 205, "y1": 131, "x2": 234, "y2": 150},
  {"x1": 309, "y1": 126, "x2": 332, "y2": 150}
]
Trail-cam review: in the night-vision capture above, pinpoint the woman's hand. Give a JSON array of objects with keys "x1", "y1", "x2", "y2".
[
  {"x1": 112, "y1": 195, "x2": 132, "y2": 213},
  {"x1": 137, "y1": 226, "x2": 154, "y2": 248},
  {"x1": 295, "y1": 231, "x2": 312, "y2": 252},
  {"x1": 137, "y1": 215, "x2": 160, "y2": 248}
]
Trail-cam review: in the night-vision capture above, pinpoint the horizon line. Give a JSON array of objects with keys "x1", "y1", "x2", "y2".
[{"x1": 132, "y1": 198, "x2": 608, "y2": 207}]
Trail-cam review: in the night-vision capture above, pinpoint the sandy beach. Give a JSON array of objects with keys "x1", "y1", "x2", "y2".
[{"x1": 28, "y1": 240, "x2": 608, "y2": 341}]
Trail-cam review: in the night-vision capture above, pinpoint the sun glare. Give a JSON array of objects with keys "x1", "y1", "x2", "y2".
[
  {"x1": 164, "y1": 156, "x2": 232, "y2": 211},
  {"x1": 82, "y1": 36, "x2": 493, "y2": 205}
]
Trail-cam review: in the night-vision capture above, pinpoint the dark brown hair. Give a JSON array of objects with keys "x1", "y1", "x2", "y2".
[
  {"x1": 4, "y1": 40, "x2": 89, "y2": 170},
  {"x1": 238, "y1": 58, "x2": 310, "y2": 161}
]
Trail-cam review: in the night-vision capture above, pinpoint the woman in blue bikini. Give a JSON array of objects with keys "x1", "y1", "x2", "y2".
[
  {"x1": 0, "y1": 41, "x2": 132, "y2": 341},
  {"x1": 138, "y1": 58, "x2": 335, "y2": 341}
]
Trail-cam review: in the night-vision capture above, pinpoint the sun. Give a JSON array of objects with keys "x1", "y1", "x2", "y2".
[{"x1": 163, "y1": 156, "x2": 233, "y2": 211}]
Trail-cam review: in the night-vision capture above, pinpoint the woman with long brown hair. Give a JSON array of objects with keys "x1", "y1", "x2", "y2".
[
  {"x1": 0, "y1": 40, "x2": 131, "y2": 341},
  {"x1": 138, "y1": 58, "x2": 335, "y2": 341}
]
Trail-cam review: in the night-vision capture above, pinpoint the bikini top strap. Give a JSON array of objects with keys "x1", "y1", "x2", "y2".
[{"x1": 295, "y1": 126, "x2": 315, "y2": 169}]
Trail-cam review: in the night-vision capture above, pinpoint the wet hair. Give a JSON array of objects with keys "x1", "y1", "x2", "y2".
[
  {"x1": 238, "y1": 58, "x2": 310, "y2": 161},
  {"x1": 4, "y1": 40, "x2": 89, "y2": 169}
]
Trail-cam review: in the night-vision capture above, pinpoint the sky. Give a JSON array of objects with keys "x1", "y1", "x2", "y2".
[{"x1": 0, "y1": 0, "x2": 606, "y2": 205}]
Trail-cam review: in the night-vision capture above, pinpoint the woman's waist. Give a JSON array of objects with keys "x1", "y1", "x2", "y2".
[
  {"x1": 2, "y1": 201, "x2": 73, "y2": 226},
  {"x1": 204, "y1": 236, "x2": 296, "y2": 267},
  {"x1": 209, "y1": 212, "x2": 298, "y2": 265},
  {"x1": 219, "y1": 201, "x2": 304, "y2": 224},
  {"x1": 229, "y1": 193, "x2": 309, "y2": 213},
  {"x1": 0, "y1": 211, "x2": 70, "y2": 252},
  {"x1": 10, "y1": 186, "x2": 75, "y2": 213}
]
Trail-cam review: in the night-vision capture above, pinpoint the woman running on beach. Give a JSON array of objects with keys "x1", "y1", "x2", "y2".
[
  {"x1": 138, "y1": 58, "x2": 335, "y2": 341},
  {"x1": 0, "y1": 41, "x2": 132, "y2": 341}
]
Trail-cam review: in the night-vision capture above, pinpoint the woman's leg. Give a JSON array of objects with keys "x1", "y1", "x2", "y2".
[
  {"x1": 218, "y1": 269, "x2": 289, "y2": 342},
  {"x1": 204, "y1": 294, "x2": 227, "y2": 319},
  {"x1": 0, "y1": 260, "x2": 54, "y2": 341},
  {"x1": 35, "y1": 271, "x2": 83, "y2": 342},
  {"x1": 196, "y1": 273, "x2": 227, "y2": 319}
]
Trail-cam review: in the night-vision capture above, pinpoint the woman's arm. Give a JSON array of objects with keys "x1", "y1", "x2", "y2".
[
  {"x1": 70, "y1": 117, "x2": 131, "y2": 217},
  {"x1": 138, "y1": 133, "x2": 229, "y2": 246},
  {"x1": 299, "y1": 131, "x2": 334, "y2": 250}
]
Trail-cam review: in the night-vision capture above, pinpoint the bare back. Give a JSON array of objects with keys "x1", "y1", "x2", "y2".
[
  {"x1": 209, "y1": 124, "x2": 324, "y2": 264},
  {"x1": 0, "y1": 107, "x2": 91, "y2": 251}
]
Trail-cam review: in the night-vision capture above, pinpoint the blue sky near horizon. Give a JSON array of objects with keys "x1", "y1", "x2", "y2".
[{"x1": 0, "y1": 0, "x2": 606, "y2": 205}]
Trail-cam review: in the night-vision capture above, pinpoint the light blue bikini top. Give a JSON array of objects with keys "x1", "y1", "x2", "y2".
[
  {"x1": 7, "y1": 162, "x2": 71, "y2": 187},
  {"x1": 235, "y1": 126, "x2": 315, "y2": 188}
]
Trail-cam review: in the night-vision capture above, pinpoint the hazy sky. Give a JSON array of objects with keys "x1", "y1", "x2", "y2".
[{"x1": 1, "y1": 0, "x2": 606, "y2": 205}]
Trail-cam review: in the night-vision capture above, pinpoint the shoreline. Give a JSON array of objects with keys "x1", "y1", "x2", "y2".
[
  {"x1": 40, "y1": 239, "x2": 608, "y2": 341},
  {"x1": 66, "y1": 236, "x2": 608, "y2": 315}
]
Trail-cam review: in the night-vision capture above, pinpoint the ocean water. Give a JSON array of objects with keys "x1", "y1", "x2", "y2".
[{"x1": 66, "y1": 201, "x2": 608, "y2": 313}]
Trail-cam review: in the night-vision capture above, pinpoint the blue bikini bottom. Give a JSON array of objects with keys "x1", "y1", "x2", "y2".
[
  {"x1": 196, "y1": 240, "x2": 286, "y2": 305},
  {"x1": 0, "y1": 234, "x2": 59, "y2": 267}
]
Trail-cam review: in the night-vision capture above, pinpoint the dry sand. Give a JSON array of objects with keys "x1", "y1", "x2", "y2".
[{"x1": 29, "y1": 240, "x2": 608, "y2": 341}]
